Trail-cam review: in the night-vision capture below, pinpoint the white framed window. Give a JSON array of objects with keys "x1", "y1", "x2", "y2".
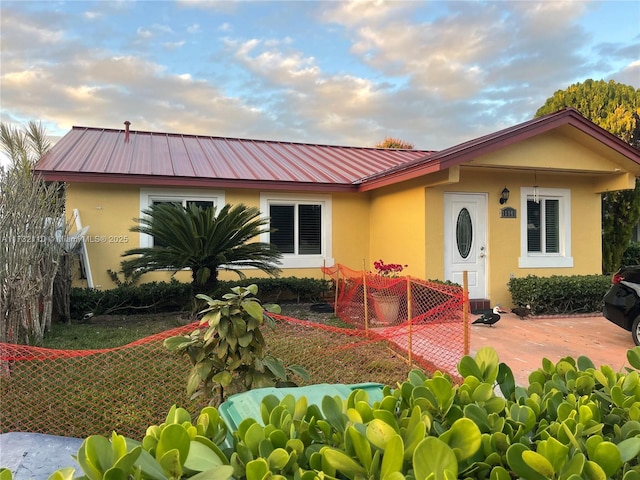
[
  {"x1": 260, "y1": 193, "x2": 333, "y2": 269},
  {"x1": 139, "y1": 188, "x2": 225, "y2": 248},
  {"x1": 519, "y1": 187, "x2": 573, "y2": 268}
]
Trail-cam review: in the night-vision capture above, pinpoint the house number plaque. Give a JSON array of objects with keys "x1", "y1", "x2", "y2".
[{"x1": 500, "y1": 207, "x2": 517, "y2": 218}]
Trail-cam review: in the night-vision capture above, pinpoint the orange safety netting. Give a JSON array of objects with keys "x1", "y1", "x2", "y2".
[
  {"x1": 0, "y1": 276, "x2": 467, "y2": 439},
  {"x1": 0, "y1": 323, "x2": 202, "y2": 439},
  {"x1": 322, "y1": 264, "x2": 468, "y2": 375}
]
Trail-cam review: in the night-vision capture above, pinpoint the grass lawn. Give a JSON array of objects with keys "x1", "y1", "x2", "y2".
[
  {"x1": 41, "y1": 303, "x2": 349, "y2": 350},
  {"x1": 42, "y1": 313, "x2": 190, "y2": 349}
]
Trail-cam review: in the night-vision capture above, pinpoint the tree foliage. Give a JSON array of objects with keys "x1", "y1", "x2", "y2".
[
  {"x1": 0, "y1": 122, "x2": 70, "y2": 344},
  {"x1": 375, "y1": 137, "x2": 415, "y2": 149},
  {"x1": 120, "y1": 202, "x2": 282, "y2": 296},
  {"x1": 535, "y1": 79, "x2": 640, "y2": 273},
  {"x1": 535, "y1": 79, "x2": 640, "y2": 142}
]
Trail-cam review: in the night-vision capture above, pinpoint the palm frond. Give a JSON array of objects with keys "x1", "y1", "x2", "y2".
[{"x1": 121, "y1": 203, "x2": 282, "y2": 285}]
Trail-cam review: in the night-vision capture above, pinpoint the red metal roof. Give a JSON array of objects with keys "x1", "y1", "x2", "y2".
[
  {"x1": 34, "y1": 126, "x2": 433, "y2": 192},
  {"x1": 34, "y1": 108, "x2": 640, "y2": 192}
]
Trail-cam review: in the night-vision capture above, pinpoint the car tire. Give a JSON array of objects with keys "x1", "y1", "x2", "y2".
[{"x1": 632, "y1": 316, "x2": 640, "y2": 346}]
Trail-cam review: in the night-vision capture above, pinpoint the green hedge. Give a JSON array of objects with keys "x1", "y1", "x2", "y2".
[
  {"x1": 507, "y1": 274, "x2": 611, "y2": 315},
  {"x1": 70, "y1": 279, "x2": 193, "y2": 320},
  {"x1": 70, "y1": 276, "x2": 332, "y2": 320},
  {"x1": 622, "y1": 241, "x2": 640, "y2": 267},
  {"x1": 212, "y1": 276, "x2": 332, "y2": 303},
  {"x1": 71, "y1": 273, "x2": 615, "y2": 320}
]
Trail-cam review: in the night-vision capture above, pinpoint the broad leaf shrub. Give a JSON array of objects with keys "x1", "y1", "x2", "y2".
[
  {"x1": 165, "y1": 285, "x2": 310, "y2": 406},
  {"x1": 44, "y1": 346, "x2": 640, "y2": 479},
  {"x1": 43, "y1": 405, "x2": 234, "y2": 480},
  {"x1": 508, "y1": 274, "x2": 611, "y2": 315}
]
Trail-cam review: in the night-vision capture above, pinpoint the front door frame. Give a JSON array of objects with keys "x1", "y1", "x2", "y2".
[{"x1": 443, "y1": 192, "x2": 488, "y2": 299}]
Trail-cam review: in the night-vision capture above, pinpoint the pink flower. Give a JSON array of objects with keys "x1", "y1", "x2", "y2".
[{"x1": 373, "y1": 259, "x2": 407, "y2": 277}]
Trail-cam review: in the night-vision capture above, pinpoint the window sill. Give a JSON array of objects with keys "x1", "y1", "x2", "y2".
[
  {"x1": 279, "y1": 256, "x2": 334, "y2": 269},
  {"x1": 518, "y1": 256, "x2": 574, "y2": 268}
]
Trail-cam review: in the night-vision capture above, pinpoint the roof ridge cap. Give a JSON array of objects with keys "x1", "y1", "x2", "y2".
[{"x1": 70, "y1": 125, "x2": 434, "y2": 151}]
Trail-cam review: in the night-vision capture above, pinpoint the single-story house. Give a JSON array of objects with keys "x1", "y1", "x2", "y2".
[{"x1": 34, "y1": 108, "x2": 640, "y2": 308}]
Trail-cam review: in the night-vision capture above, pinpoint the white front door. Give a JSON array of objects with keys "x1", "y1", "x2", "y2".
[{"x1": 444, "y1": 193, "x2": 487, "y2": 299}]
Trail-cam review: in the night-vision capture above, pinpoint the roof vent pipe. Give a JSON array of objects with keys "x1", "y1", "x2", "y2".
[{"x1": 124, "y1": 120, "x2": 131, "y2": 143}]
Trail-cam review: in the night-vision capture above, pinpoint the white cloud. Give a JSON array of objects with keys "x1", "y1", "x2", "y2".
[
  {"x1": 304, "y1": 0, "x2": 625, "y2": 146},
  {"x1": 230, "y1": 38, "x2": 320, "y2": 86},
  {"x1": 320, "y1": 0, "x2": 417, "y2": 27},
  {"x1": 615, "y1": 60, "x2": 640, "y2": 87},
  {"x1": 84, "y1": 11, "x2": 102, "y2": 20},
  {"x1": 323, "y1": 0, "x2": 591, "y2": 104},
  {"x1": 136, "y1": 27, "x2": 153, "y2": 39},
  {"x1": 136, "y1": 24, "x2": 174, "y2": 39},
  {"x1": 0, "y1": 11, "x2": 270, "y2": 139},
  {"x1": 164, "y1": 41, "x2": 186, "y2": 50},
  {"x1": 0, "y1": 11, "x2": 64, "y2": 48}
]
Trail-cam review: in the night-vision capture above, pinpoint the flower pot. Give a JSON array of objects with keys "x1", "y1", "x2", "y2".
[{"x1": 371, "y1": 293, "x2": 401, "y2": 325}]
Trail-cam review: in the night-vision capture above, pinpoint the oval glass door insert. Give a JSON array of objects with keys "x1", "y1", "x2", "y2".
[{"x1": 456, "y1": 208, "x2": 473, "y2": 258}]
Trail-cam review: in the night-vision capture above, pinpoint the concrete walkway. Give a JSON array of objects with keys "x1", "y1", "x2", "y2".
[
  {"x1": 0, "y1": 433, "x2": 82, "y2": 478},
  {"x1": 470, "y1": 312, "x2": 634, "y2": 385}
]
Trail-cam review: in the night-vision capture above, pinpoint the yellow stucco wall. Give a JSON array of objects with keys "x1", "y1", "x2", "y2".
[
  {"x1": 370, "y1": 172, "x2": 603, "y2": 307},
  {"x1": 66, "y1": 184, "x2": 370, "y2": 289},
  {"x1": 472, "y1": 130, "x2": 625, "y2": 173},
  {"x1": 332, "y1": 192, "x2": 371, "y2": 270},
  {"x1": 368, "y1": 179, "x2": 426, "y2": 277},
  {"x1": 434, "y1": 170, "x2": 600, "y2": 306},
  {"x1": 368, "y1": 130, "x2": 613, "y2": 307},
  {"x1": 66, "y1": 183, "x2": 143, "y2": 288}
]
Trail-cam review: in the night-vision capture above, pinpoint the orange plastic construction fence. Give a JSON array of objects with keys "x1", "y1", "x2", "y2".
[
  {"x1": 1, "y1": 277, "x2": 467, "y2": 439},
  {"x1": 322, "y1": 263, "x2": 468, "y2": 373},
  {"x1": 0, "y1": 324, "x2": 201, "y2": 439}
]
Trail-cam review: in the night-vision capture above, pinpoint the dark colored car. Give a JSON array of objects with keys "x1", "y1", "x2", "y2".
[{"x1": 603, "y1": 265, "x2": 640, "y2": 345}]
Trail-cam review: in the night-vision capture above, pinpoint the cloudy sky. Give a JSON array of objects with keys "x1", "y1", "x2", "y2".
[{"x1": 1, "y1": 0, "x2": 638, "y2": 152}]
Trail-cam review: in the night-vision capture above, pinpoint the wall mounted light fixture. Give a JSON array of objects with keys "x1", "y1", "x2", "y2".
[{"x1": 499, "y1": 187, "x2": 510, "y2": 204}]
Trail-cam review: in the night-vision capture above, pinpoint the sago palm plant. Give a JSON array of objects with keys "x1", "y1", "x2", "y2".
[{"x1": 121, "y1": 202, "x2": 282, "y2": 296}]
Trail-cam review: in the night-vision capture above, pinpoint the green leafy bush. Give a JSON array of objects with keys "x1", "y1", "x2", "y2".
[
  {"x1": 165, "y1": 285, "x2": 309, "y2": 406},
  {"x1": 46, "y1": 405, "x2": 234, "y2": 480},
  {"x1": 623, "y1": 242, "x2": 640, "y2": 267},
  {"x1": 508, "y1": 274, "x2": 611, "y2": 315},
  {"x1": 213, "y1": 277, "x2": 332, "y2": 303},
  {"x1": 48, "y1": 346, "x2": 640, "y2": 479}
]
